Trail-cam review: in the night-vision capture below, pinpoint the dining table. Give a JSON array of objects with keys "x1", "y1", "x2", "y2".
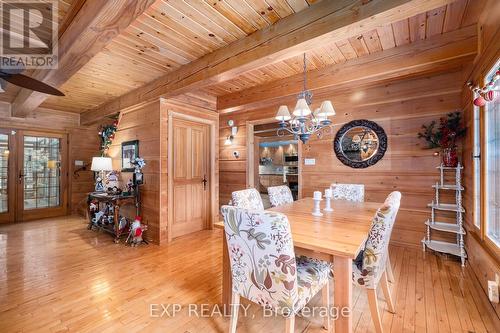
[{"x1": 215, "y1": 197, "x2": 380, "y2": 333}]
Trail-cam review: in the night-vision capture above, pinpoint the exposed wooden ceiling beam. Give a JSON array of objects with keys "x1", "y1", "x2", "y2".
[
  {"x1": 217, "y1": 25, "x2": 478, "y2": 113},
  {"x1": 11, "y1": 0, "x2": 156, "y2": 117},
  {"x1": 80, "y1": 0, "x2": 457, "y2": 125}
]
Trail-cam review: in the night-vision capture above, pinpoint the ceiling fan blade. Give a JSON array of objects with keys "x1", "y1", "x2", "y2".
[{"x1": 1, "y1": 73, "x2": 65, "y2": 96}]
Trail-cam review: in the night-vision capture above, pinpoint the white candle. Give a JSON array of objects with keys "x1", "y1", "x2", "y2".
[
  {"x1": 325, "y1": 188, "x2": 332, "y2": 198},
  {"x1": 313, "y1": 191, "x2": 322, "y2": 200}
]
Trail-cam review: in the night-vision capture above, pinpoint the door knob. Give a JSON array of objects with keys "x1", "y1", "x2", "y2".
[{"x1": 202, "y1": 175, "x2": 208, "y2": 190}]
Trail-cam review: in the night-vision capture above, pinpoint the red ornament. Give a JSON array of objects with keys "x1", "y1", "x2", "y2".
[
  {"x1": 473, "y1": 95, "x2": 486, "y2": 107},
  {"x1": 484, "y1": 90, "x2": 498, "y2": 102},
  {"x1": 135, "y1": 216, "x2": 142, "y2": 221}
]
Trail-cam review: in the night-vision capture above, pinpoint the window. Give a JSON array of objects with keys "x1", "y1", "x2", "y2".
[
  {"x1": 485, "y1": 60, "x2": 500, "y2": 246},
  {"x1": 473, "y1": 95, "x2": 481, "y2": 229}
]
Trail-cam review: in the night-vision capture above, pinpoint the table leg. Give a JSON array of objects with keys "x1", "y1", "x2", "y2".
[
  {"x1": 113, "y1": 204, "x2": 120, "y2": 243},
  {"x1": 333, "y1": 256, "x2": 353, "y2": 333},
  {"x1": 222, "y1": 232, "x2": 232, "y2": 315}
]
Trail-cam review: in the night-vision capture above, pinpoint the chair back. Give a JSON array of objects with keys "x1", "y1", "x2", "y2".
[
  {"x1": 268, "y1": 185, "x2": 294, "y2": 207},
  {"x1": 331, "y1": 183, "x2": 365, "y2": 202},
  {"x1": 356, "y1": 191, "x2": 401, "y2": 288},
  {"x1": 221, "y1": 205, "x2": 299, "y2": 315},
  {"x1": 231, "y1": 188, "x2": 264, "y2": 210}
]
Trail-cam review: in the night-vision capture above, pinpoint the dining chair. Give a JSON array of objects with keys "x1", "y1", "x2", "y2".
[
  {"x1": 221, "y1": 205, "x2": 333, "y2": 333},
  {"x1": 267, "y1": 185, "x2": 294, "y2": 207},
  {"x1": 330, "y1": 183, "x2": 365, "y2": 202},
  {"x1": 349, "y1": 191, "x2": 401, "y2": 333},
  {"x1": 231, "y1": 188, "x2": 264, "y2": 210}
]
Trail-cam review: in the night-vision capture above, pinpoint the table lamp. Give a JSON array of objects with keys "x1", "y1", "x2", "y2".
[{"x1": 91, "y1": 157, "x2": 113, "y2": 192}]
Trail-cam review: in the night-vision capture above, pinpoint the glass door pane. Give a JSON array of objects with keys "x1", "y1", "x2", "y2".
[
  {"x1": 23, "y1": 135, "x2": 61, "y2": 210},
  {"x1": 0, "y1": 134, "x2": 8, "y2": 213}
]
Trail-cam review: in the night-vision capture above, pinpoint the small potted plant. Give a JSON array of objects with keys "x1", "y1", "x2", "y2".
[{"x1": 418, "y1": 112, "x2": 466, "y2": 167}]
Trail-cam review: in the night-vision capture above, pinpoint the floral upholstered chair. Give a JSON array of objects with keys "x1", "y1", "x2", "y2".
[
  {"x1": 267, "y1": 185, "x2": 294, "y2": 207},
  {"x1": 221, "y1": 205, "x2": 332, "y2": 333},
  {"x1": 330, "y1": 183, "x2": 365, "y2": 202},
  {"x1": 231, "y1": 188, "x2": 264, "y2": 210},
  {"x1": 350, "y1": 191, "x2": 401, "y2": 333}
]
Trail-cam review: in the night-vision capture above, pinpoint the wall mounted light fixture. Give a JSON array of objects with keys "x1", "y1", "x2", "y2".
[{"x1": 224, "y1": 120, "x2": 238, "y2": 145}]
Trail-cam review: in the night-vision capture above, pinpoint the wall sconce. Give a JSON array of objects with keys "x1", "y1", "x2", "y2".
[{"x1": 224, "y1": 120, "x2": 238, "y2": 145}]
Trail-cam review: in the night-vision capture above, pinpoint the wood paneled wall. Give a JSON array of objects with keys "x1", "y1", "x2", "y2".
[
  {"x1": 108, "y1": 101, "x2": 161, "y2": 243},
  {"x1": 219, "y1": 70, "x2": 465, "y2": 248},
  {"x1": 461, "y1": 0, "x2": 500, "y2": 316},
  {"x1": 107, "y1": 93, "x2": 218, "y2": 244},
  {"x1": 68, "y1": 126, "x2": 101, "y2": 215}
]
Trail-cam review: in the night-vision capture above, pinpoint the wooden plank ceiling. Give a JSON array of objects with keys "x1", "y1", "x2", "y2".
[
  {"x1": 202, "y1": 0, "x2": 482, "y2": 96},
  {"x1": 0, "y1": 0, "x2": 484, "y2": 114},
  {"x1": 36, "y1": 0, "x2": 318, "y2": 112}
]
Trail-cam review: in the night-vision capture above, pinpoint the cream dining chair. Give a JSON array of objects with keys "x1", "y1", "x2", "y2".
[
  {"x1": 330, "y1": 183, "x2": 365, "y2": 202},
  {"x1": 347, "y1": 191, "x2": 401, "y2": 333},
  {"x1": 221, "y1": 205, "x2": 333, "y2": 333},
  {"x1": 330, "y1": 183, "x2": 395, "y2": 283},
  {"x1": 231, "y1": 188, "x2": 264, "y2": 210},
  {"x1": 267, "y1": 185, "x2": 294, "y2": 207}
]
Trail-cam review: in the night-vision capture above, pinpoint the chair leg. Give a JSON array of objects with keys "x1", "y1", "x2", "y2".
[
  {"x1": 322, "y1": 281, "x2": 331, "y2": 332},
  {"x1": 380, "y1": 272, "x2": 395, "y2": 314},
  {"x1": 285, "y1": 314, "x2": 295, "y2": 333},
  {"x1": 229, "y1": 292, "x2": 240, "y2": 333},
  {"x1": 367, "y1": 288, "x2": 383, "y2": 333},
  {"x1": 386, "y1": 254, "x2": 395, "y2": 283}
]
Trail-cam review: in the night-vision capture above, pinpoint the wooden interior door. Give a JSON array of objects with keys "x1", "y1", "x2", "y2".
[
  {"x1": 0, "y1": 129, "x2": 15, "y2": 223},
  {"x1": 172, "y1": 118, "x2": 209, "y2": 238},
  {"x1": 16, "y1": 131, "x2": 68, "y2": 221}
]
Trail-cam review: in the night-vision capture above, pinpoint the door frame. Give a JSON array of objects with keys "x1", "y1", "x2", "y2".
[
  {"x1": 0, "y1": 129, "x2": 16, "y2": 223},
  {"x1": 16, "y1": 130, "x2": 69, "y2": 221},
  {"x1": 245, "y1": 119, "x2": 303, "y2": 199},
  {"x1": 167, "y1": 111, "x2": 217, "y2": 242}
]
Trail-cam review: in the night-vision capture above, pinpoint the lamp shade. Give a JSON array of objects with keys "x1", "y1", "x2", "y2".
[
  {"x1": 317, "y1": 100, "x2": 336, "y2": 117},
  {"x1": 275, "y1": 105, "x2": 291, "y2": 121},
  {"x1": 91, "y1": 156, "x2": 113, "y2": 171},
  {"x1": 292, "y1": 98, "x2": 311, "y2": 117},
  {"x1": 313, "y1": 108, "x2": 326, "y2": 122}
]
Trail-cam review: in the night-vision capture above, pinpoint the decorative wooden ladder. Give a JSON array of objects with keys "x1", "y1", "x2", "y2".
[{"x1": 422, "y1": 163, "x2": 467, "y2": 266}]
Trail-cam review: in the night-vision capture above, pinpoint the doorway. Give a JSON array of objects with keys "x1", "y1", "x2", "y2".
[
  {"x1": 247, "y1": 121, "x2": 302, "y2": 208},
  {"x1": 167, "y1": 112, "x2": 216, "y2": 241},
  {"x1": 0, "y1": 129, "x2": 68, "y2": 223}
]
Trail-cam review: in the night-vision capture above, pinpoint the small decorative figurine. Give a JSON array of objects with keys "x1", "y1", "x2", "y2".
[
  {"x1": 95, "y1": 176, "x2": 105, "y2": 192},
  {"x1": 118, "y1": 217, "x2": 128, "y2": 233},
  {"x1": 105, "y1": 170, "x2": 121, "y2": 189},
  {"x1": 128, "y1": 216, "x2": 147, "y2": 247}
]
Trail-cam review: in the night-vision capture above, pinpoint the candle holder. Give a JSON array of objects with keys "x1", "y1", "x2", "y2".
[
  {"x1": 324, "y1": 196, "x2": 333, "y2": 212},
  {"x1": 312, "y1": 198, "x2": 323, "y2": 217}
]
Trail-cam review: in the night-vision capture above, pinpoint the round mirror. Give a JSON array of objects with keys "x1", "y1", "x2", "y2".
[{"x1": 333, "y1": 120, "x2": 387, "y2": 168}]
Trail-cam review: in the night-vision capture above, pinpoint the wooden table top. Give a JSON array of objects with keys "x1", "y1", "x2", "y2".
[{"x1": 215, "y1": 198, "x2": 379, "y2": 259}]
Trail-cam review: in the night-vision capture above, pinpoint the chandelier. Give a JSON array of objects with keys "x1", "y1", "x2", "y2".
[{"x1": 275, "y1": 53, "x2": 336, "y2": 144}]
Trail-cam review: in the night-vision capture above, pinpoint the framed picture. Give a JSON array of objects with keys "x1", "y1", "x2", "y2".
[{"x1": 121, "y1": 140, "x2": 139, "y2": 172}]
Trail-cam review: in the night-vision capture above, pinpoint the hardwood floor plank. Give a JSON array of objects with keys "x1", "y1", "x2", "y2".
[{"x1": 0, "y1": 217, "x2": 499, "y2": 333}]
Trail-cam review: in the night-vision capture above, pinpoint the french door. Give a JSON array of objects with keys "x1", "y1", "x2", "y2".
[{"x1": 0, "y1": 129, "x2": 68, "y2": 222}]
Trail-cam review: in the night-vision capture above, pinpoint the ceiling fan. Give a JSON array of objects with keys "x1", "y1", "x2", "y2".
[{"x1": 0, "y1": 58, "x2": 65, "y2": 96}]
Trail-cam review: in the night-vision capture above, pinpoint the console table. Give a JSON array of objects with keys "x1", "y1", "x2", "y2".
[{"x1": 87, "y1": 192, "x2": 138, "y2": 243}]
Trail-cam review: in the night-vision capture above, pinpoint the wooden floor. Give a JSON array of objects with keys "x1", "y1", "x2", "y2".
[{"x1": 0, "y1": 216, "x2": 498, "y2": 333}]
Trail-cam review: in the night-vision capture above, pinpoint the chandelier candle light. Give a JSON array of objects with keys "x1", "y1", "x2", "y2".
[
  {"x1": 276, "y1": 54, "x2": 336, "y2": 144},
  {"x1": 312, "y1": 191, "x2": 323, "y2": 217}
]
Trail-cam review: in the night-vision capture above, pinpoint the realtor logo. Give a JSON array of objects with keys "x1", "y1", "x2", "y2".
[{"x1": 0, "y1": 0, "x2": 58, "y2": 69}]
